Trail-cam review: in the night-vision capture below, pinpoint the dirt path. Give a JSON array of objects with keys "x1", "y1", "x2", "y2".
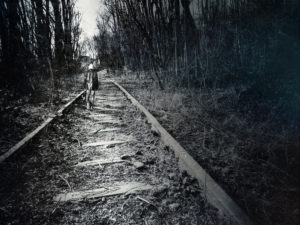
[{"x1": 0, "y1": 78, "x2": 230, "y2": 224}]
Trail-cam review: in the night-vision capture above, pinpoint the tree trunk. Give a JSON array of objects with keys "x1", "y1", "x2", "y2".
[{"x1": 51, "y1": 0, "x2": 65, "y2": 72}]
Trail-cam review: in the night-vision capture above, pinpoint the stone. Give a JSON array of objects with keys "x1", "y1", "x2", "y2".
[
  {"x1": 54, "y1": 182, "x2": 155, "y2": 202},
  {"x1": 168, "y1": 203, "x2": 180, "y2": 212},
  {"x1": 152, "y1": 186, "x2": 168, "y2": 197},
  {"x1": 168, "y1": 173, "x2": 177, "y2": 180},
  {"x1": 132, "y1": 161, "x2": 145, "y2": 170},
  {"x1": 120, "y1": 154, "x2": 132, "y2": 160},
  {"x1": 135, "y1": 150, "x2": 143, "y2": 156}
]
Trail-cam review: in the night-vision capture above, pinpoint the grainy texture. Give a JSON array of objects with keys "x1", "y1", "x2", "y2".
[
  {"x1": 0, "y1": 79, "x2": 230, "y2": 225},
  {"x1": 113, "y1": 81, "x2": 253, "y2": 225},
  {"x1": 118, "y1": 74, "x2": 300, "y2": 225}
]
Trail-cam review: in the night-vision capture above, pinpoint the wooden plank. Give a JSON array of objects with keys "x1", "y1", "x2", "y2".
[
  {"x1": 88, "y1": 113, "x2": 112, "y2": 117},
  {"x1": 96, "y1": 120, "x2": 121, "y2": 125},
  {"x1": 82, "y1": 140, "x2": 130, "y2": 147},
  {"x1": 96, "y1": 97, "x2": 123, "y2": 101},
  {"x1": 113, "y1": 81, "x2": 254, "y2": 225},
  {"x1": 76, "y1": 158, "x2": 144, "y2": 169},
  {"x1": 96, "y1": 96, "x2": 123, "y2": 99},
  {"x1": 0, "y1": 118, "x2": 53, "y2": 163},
  {"x1": 54, "y1": 182, "x2": 154, "y2": 202},
  {"x1": 57, "y1": 90, "x2": 85, "y2": 115},
  {"x1": 96, "y1": 128, "x2": 120, "y2": 133},
  {"x1": 103, "y1": 103, "x2": 125, "y2": 108},
  {"x1": 76, "y1": 159, "x2": 126, "y2": 167},
  {"x1": 93, "y1": 107, "x2": 121, "y2": 112},
  {"x1": 0, "y1": 90, "x2": 86, "y2": 164},
  {"x1": 89, "y1": 114, "x2": 118, "y2": 121},
  {"x1": 89, "y1": 128, "x2": 121, "y2": 135}
]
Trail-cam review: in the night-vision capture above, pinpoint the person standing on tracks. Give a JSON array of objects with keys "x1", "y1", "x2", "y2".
[{"x1": 85, "y1": 63, "x2": 99, "y2": 110}]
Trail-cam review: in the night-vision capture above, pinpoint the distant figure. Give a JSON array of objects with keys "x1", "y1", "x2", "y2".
[{"x1": 85, "y1": 63, "x2": 98, "y2": 109}]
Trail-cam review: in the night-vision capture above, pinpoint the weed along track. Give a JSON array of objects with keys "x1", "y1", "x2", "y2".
[{"x1": 0, "y1": 79, "x2": 252, "y2": 224}]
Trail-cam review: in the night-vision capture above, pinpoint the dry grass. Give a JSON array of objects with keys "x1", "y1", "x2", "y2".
[
  {"x1": 119, "y1": 74, "x2": 300, "y2": 225},
  {"x1": 0, "y1": 73, "x2": 84, "y2": 155},
  {"x1": 0, "y1": 82, "x2": 229, "y2": 225}
]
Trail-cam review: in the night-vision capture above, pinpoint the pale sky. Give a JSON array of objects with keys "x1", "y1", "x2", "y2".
[{"x1": 76, "y1": 0, "x2": 103, "y2": 39}]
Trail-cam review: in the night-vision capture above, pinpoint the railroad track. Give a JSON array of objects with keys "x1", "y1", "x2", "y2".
[{"x1": 0, "y1": 76, "x2": 253, "y2": 225}]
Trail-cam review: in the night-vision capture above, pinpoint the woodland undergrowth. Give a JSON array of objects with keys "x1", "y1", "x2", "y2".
[
  {"x1": 119, "y1": 72, "x2": 300, "y2": 225},
  {"x1": 0, "y1": 74, "x2": 83, "y2": 154}
]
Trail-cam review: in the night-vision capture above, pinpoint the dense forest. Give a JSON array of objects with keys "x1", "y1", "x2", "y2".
[
  {"x1": 1, "y1": 0, "x2": 299, "y2": 123},
  {"x1": 93, "y1": 0, "x2": 300, "y2": 124},
  {"x1": 0, "y1": 0, "x2": 82, "y2": 91}
]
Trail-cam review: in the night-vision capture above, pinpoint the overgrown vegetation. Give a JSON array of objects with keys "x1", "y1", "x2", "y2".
[
  {"x1": 0, "y1": 0, "x2": 84, "y2": 149},
  {"x1": 0, "y1": 0, "x2": 299, "y2": 224},
  {"x1": 118, "y1": 73, "x2": 300, "y2": 225},
  {"x1": 0, "y1": 74, "x2": 83, "y2": 155},
  {"x1": 92, "y1": 0, "x2": 300, "y2": 224},
  {"x1": 94, "y1": 0, "x2": 300, "y2": 125}
]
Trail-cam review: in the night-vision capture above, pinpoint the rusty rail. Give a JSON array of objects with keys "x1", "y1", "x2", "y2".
[
  {"x1": 113, "y1": 81, "x2": 254, "y2": 225},
  {"x1": 0, "y1": 90, "x2": 86, "y2": 164}
]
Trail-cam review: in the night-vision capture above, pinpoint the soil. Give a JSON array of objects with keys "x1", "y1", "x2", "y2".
[
  {"x1": 0, "y1": 75, "x2": 231, "y2": 224},
  {"x1": 116, "y1": 73, "x2": 300, "y2": 225}
]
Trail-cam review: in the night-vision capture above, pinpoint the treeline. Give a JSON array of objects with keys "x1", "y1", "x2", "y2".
[
  {"x1": 0, "y1": 0, "x2": 81, "y2": 91},
  {"x1": 95, "y1": 0, "x2": 300, "y2": 122}
]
